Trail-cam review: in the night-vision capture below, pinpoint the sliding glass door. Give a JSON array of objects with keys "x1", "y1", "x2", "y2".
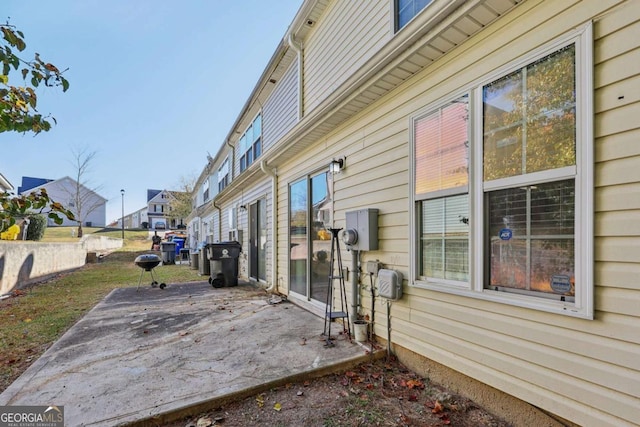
[{"x1": 289, "y1": 170, "x2": 332, "y2": 302}]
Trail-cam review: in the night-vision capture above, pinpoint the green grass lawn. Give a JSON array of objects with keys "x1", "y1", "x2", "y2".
[
  {"x1": 0, "y1": 230, "x2": 206, "y2": 392},
  {"x1": 41, "y1": 226, "x2": 151, "y2": 251}
]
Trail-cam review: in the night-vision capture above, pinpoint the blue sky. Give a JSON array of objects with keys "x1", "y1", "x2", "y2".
[{"x1": 1, "y1": 1, "x2": 301, "y2": 223}]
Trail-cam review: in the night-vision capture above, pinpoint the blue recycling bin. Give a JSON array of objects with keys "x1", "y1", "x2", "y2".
[{"x1": 173, "y1": 238, "x2": 185, "y2": 255}]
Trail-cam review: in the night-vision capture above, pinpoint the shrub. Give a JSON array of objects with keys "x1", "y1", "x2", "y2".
[{"x1": 26, "y1": 215, "x2": 48, "y2": 241}]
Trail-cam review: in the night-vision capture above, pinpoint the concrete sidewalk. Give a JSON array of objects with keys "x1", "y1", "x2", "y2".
[{"x1": 0, "y1": 282, "x2": 372, "y2": 426}]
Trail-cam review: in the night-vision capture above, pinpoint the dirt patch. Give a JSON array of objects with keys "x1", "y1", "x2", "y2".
[{"x1": 164, "y1": 356, "x2": 511, "y2": 427}]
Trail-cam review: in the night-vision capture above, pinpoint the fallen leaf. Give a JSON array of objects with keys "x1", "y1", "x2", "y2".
[
  {"x1": 408, "y1": 394, "x2": 418, "y2": 402},
  {"x1": 196, "y1": 417, "x2": 212, "y2": 427},
  {"x1": 24, "y1": 318, "x2": 32, "y2": 323},
  {"x1": 179, "y1": 331, "x2": 189, "y2": 336},
  {"x1": 432, "y1": 400, "x2": 444, "y2": 414},
  {"x1": 273, "y1": 402, "x2": 282, "y2": 411},
  {"x1": 256, "y1": 394, "x2": 265, "y2": 407},
  {"x1": 406, "y1": 379, "x2": 424, "y2": 390}
]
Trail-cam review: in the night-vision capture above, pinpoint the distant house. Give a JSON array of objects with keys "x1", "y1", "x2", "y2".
[
  {"x1": 119, "y1": 205, "x2": 148, "y2": 229},
  {"x1": 19, "y1": 176, "x2": 107, "y2": 227},
  {"x1": 0, "y1": 173, "x2": 13, "y2": 193},
  {"x1": 130, "y1": 206, "x2": 149, "y2": 229},
  {"x1": 147, "y1": 189, "x2": 186, "y2": 230}
]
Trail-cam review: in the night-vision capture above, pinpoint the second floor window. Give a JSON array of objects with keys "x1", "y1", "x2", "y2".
[
  {"x1": 218, "y1": 158, "x2": 229, "y2": 192},
  {"x1": 240, "y1": 114, "x2": 262, "y2": 172},
  {"x1": 203, "y1": 179, "x2": 210, "y2": 202},
  {"x1": 396, "y1": 0, "x2": 432, "y2": 32}
]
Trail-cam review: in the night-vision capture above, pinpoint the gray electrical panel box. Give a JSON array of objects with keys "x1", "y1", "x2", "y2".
[{"x1": 344, "y1": 208, "x2": 378, "y2": 251}]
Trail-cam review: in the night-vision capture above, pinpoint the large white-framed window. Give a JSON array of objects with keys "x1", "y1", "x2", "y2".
[
  {"x1": 410, "y1": 24, "x2": 593, "y2": 318},
  {"x1": 414, "y1": 94, "x2": 470, "y2": 286},
  {"x1": 239, "y1": 114, "x2": 262, "y2": 172}
]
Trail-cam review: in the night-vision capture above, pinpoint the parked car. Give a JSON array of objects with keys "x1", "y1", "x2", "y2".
[{"x1": 154, "y1": 221, "x2": 166, "y2": 230}]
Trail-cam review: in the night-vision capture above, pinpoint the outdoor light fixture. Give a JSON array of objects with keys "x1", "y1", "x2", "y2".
[
  {"x1": 330, "y1": 157, "x2": 345, "y2": 174},
  {"x1": 120, "y1": 189, "x2": 125, "y2": 240}
]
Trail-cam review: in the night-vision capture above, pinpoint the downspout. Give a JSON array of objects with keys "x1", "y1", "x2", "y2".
[
  {"x1": 260, "y1": 160, "x2": 278, "y2": 293},
  {"x1": 288, "y1": 34, "x2": 304, "y2": 120},
  {"x1": 212, "y1": 200, "x2": 222, "y2": 242},
  {"x1": 225, "y1": 138, "x2": 235, "y2": 182}
]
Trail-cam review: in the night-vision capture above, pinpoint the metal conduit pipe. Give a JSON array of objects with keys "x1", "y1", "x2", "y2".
[
  {"x1": 351, "y1": 250, "x2": 359, "y2": 319},
  {"x1": 260, "y1": 160, "x2": 278, "y2": 293}
]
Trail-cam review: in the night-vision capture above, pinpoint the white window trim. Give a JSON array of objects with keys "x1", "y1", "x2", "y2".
[
  {"x1": 239, "y1": 113, "x2": 262, "y2": 172},
  {"x1": 218, "y1": 158, "x2": 229, "y2": 183},
  {"x1": 410, "y1": 23, "x2": 593, "y2": 319}
]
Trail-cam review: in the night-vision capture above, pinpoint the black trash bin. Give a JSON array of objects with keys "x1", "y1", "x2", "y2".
[
  {"x1": 205, "y1": 241, "x2": 242, "y2": 287},
  {"x1": 160, "y1": 242, "x2": 177, "y2": 265}
]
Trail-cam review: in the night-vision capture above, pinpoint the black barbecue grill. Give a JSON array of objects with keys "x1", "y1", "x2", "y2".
[{"x1": 134, "y1": 254, "x2": 166, "y2": 291}]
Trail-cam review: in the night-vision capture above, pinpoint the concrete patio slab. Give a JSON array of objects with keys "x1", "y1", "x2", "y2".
[{"x1": 0, "y1": 282, "x2": 372, "y2": 426}]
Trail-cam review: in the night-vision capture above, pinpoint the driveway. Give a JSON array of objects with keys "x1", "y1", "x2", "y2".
[{"x1": 0, "y1": 282, "x2": 371, "y2": 426}]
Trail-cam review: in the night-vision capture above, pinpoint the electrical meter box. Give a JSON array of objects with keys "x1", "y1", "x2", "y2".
[
  {"x1": 344, "y1": 208, "x2": 378, "y2": 251},
  {"x1": 378, "y1": 269, "x2": 403, "y2": 300}
]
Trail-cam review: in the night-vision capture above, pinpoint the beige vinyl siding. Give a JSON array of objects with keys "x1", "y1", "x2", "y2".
[
  {"x1": 303, "y1": 0, "x2": 391, "y2": 114},
  {"x1": 263, "y1": 61, "x2": 299, "y2": 152},
  {"x1": 218, "y1": 179, "x2": 272, "y2": 282},
  {"x1": 242, "y1": 180, "x2": 273, "y2": 282},
  {"x1": 275, "y1": 0, "x2": 639, "y2": 425}
]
